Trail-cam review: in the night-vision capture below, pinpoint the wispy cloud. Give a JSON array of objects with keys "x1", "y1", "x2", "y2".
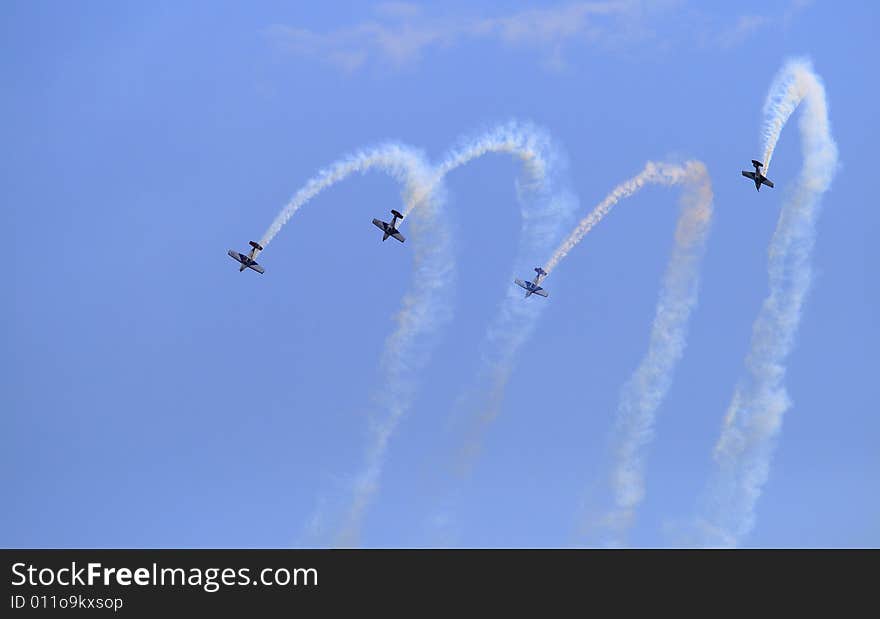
[
  {"x1": 716, "y1": 15, "x2": 772, "y2": 49},
  {"x1": 706, "y1": 0, "x2": 812, "y2": 50},
  {"x1": 265, "y1": 1, "x2": 816, "y2": 72},
  {"x1": 264, "y1": 1, "x2": 654, "y2": 73}
]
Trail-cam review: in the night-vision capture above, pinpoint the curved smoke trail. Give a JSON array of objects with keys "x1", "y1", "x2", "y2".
[
  {"x1": 697, "y1": 58, "x2": 837, "y2": 547},
  {"x1": 544, "y1": 161, "x2": 710, "y2": 275},
  {"x1": 259, "y1": 143, "x2": 436, "y2": 248},
  {"x1": 560, "y1": 162, "x2": 714, "y2": 546},
  {"x1": 398, "y1": 121, "x2": 556, "y2": 222},
  {"x1": 334, "y1": 180, "x2": 454, "y2": 546},
  {"x1": 336, "y1": 122, "x2": 567, "y2": 545},
  {"x1": 255, "y1": 143, "x2": 454, "y2": 547},
  {"x1": 452, "y1": 133, "x2": 578, "y2": 473}
]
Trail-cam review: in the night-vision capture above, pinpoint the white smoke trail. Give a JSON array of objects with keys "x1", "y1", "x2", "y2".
[
  {"x1": 260, "y1": 143, "x2": 435, "y2": 248},
  {"x1": 255, "y1": 142, "x2": 454, "y2": 546},
  {"x1": 430, "y1": 121, "x2": 552, "y2": 198},
  {"x1": 697, "y1": 58, "x2": 837, "y2": 547},
  {"x1": 336, "y1": 122, "x2": 563, "y2": 545},
  {"x1": 760, "y1": 61, "x2": 812, "y2": 175},
  {"x1": 544, "y1": 161, "x2": 710, "y2": 275},
  {"x1": 334, "y1": 182, "x2": 454, "y2": 546},
  {"x1": 400, "y1": 120, "x2": 555, "y2": 220},
  {"x1": 579, "y1": 162, "x2": 714, "y2": 546},
  {"x1": 456, "y1": 190, "x2": 581, "y2": 471},
  {"x1": 452, "y1": 132, "x2": 578, "y2": 473}
]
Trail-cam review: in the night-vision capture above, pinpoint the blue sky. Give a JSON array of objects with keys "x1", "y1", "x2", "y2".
[{"x1": 2, "y1": 1, "x2": 877, "y2": 547}]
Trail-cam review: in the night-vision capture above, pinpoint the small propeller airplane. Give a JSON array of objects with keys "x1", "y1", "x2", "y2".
[
  {"x1": 742, "y1": 159, "x2": 774, "y2": 191},
  {"x1": 372, "y1": 209, "x2": 406, "y2": 243},
  {"x1": 228, "y1": 241, "x2": 265, "y2": 274},
  {"x1": 514, "y1": 267, "x2": 549, "y2": 298}
]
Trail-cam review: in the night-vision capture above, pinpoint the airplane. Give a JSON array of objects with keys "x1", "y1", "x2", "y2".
[
  {"x1": 514, "y1": 267, "x2": 549, "y2": 298},
  {"x1": 228, "y1": 241, "x2": 265, "y2": 274},
  {"x1": 741, "y1": 159, "x2": 774, "y2": 191},
  {"x1": 372, "y1": 209, "x2": 406, "y2": 243}
]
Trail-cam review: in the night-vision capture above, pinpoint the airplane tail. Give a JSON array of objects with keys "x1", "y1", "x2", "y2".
[
  {"x1": 248, "y1": 240, "x2": 263, "y2": 260},
  {"x1": 751, "y1": 159, "x2": 764, "y2": 169}
]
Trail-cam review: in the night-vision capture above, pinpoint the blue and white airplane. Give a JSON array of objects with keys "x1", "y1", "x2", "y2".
[
  {"x1": 372, "y1": 209, "x2": 406, "y2": 243},
  {"x1": 514, "y1": 267, "x2": 549, "y2": 298},
  {"x1": 742, "y1": 159, "x2": 774, "y2": 191},
  {"x1": 228, "y1": 241, "x2": 265, "y2": 274}
]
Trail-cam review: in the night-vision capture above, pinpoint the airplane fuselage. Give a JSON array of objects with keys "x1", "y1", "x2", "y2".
[
  {"x1": 751, "y1": 169, "x2": 766, "y2": 190},
  {"x1": 372, "y1": 211, "x2": 406, "y2": 243},
  {"x1": 527, "y1": 273, "x2": 545, "y2": 297},
  {"x1": 515, "y1": 267, "x2": 548, "y2": 298},
  {"x1": 227, "y1": 240, "x2": 265, "y2": 274},
  {"x1": 742, "y1": 160, "x2": 774, "y2": 192}
]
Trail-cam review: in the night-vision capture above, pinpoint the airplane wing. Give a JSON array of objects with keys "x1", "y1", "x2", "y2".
[
  {"x1": 248, "y1": 263, "x2": 265, "y2": 274},
  {"x1": 391, "y1": 231, "x2": 406, "y2": 243},
  {"x1": 531, "y1": 287, "x2": 548, "y2": 297},
  {"x1": 514, "y1": 279, "x2": 529, "y2": 290},
  {"x1": 742, "y1": 171, "x2": 756, "y2": 180},
  {"x1": 372, "y1": 219, "x2": 387, "y2": 231},
  {"x1": 228, "y1": 250, "x2": 245, "y2": 264},
  {"x1": 761, "y1": 178, "x2": 774, "y2": 188}
]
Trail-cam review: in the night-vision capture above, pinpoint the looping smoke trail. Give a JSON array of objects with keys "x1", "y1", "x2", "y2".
[
  {"x1": 760, "y1": 62, "x2": 813, "y2": 175},
  {"x1": 335, "y1": 181, "x2": 454, "y2": 546},
  {"x1": 697, "y1": 58, "x2": 837, "y2": 547},
  {"x1": 453, "y1": 136, "x2": 578, "y2": 474},
  {"x1": 544, "y1": 161, "x2": 708, "y2": 275},
  {"x1": 402, "y1": 120, "x2": 554, "y2": 219},
  {"x1": 336, "y1": 122, "x2": 565, "y2": 545},
  {"x1": 255, "y1": 142, "x2": 453, "y2": 546},
  {"x1": 577, "y1": 162, "x2": 714, "y2": 546},
  {"x1": 260, "y1": 142, "x2": 434, "y2": 248}
]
